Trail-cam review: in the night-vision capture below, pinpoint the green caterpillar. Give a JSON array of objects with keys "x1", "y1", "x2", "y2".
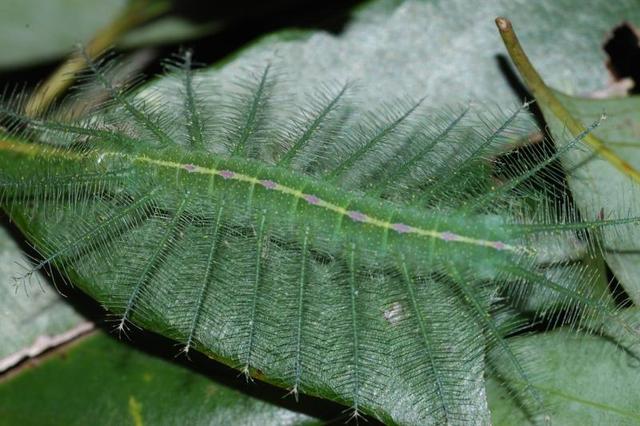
[{"x1": 0, "y1": 50, "x2": 637, "y2": 425}]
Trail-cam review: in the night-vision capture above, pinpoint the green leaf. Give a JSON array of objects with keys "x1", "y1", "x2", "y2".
[
  {"x1": 2, "y1": 1, "x2": 639, "y2": 424},
  {"x1": 545, "y1": 92, "x2": 640, "y2": 303},
  {"x1": 0, "y1": 332, "x2": 321, "y2": 426},
  {"x1": 487, "y1": 319, "x2": 640, "y2": 425},
  {"x1": 0, "y1": 0, "x2": 123, "y2": 68},
  {"x1": 0, "y1": 54, "x2": 625, "y2": 426},
  {"x1": 496, "y1": 17, "x2": 640, "y2": 303},
  {"x1": 0, "y1": 224, "x2": 87, "y2": 371},
  {"x1": 0, "y1": 58, "x2": 511, "y2": 424},
  {"x1": 0, "y1": 0, "x2": 215, "y2": 69}
]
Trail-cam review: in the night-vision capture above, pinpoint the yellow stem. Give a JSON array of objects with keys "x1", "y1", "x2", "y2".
[
  {"x1": 495, "y1": 17, "x2": 640, "y2": 184},
  {"x1": 25, "y1": 0, "x2": 169, "y2": 117}
]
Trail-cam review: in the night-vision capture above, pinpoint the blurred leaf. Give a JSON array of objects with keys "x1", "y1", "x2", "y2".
[
  {"x1": 0, "y1": 332, "x2": 322, "y2": 426},
  {"x1": 487, "y1": 318, "x2": 640, "y2": 425},
  {"x1": 0, "y1": 0, "x2": 124, "y2": 68},
  {"x1": 0, "y1": 0, "x2": 216, "y2": 69}
]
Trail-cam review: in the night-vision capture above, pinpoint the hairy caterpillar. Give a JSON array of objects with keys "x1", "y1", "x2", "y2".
[{"x1": 0, "y1": 47, "x2": 638, "y2": 425}]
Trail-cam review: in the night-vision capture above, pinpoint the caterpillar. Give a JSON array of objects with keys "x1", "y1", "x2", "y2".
[{"x1": 0, "y1": 47, "x2": 638, "y2": 425}]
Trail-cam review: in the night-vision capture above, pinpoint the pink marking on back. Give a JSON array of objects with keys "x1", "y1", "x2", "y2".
[
  {"x1": 183, "y1": 163, "x2": 197, "y2": 172},
  {"x1": 441, "y1": 231, "x2": 459, "y2": 241},
  {"x1": 391, "y1": 223, "x2": 412, "y2": 233},
  {"x1": 303, "y1": 194, "x2": 320, "y2": 205},
  {"x1": 261, "y1": 180, "x2": 277, "y2": 189},
  {"x1": 219, "y1": 170, "x2": 235, "y2": 179},
  {"x1": 493, "y1": 241, "x2": 506, "y2": 250},
  {"x1": 347, "y1": 211, "x2": 368, "y2": 222}
]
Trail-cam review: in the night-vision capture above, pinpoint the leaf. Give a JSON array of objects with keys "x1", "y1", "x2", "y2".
[
  {"x1": 232, "y1": 0, "x2": 640, "y2": 116},
  {"x1": 487, "y1": 316, "x2": 640, "y2": 425},
  {"x1": 0, "y1": 223, "x2": 87, "y2": 372},
  {"x1": 496, "y1": 18, "x2": 640, "y2": 303},
  {"x1": 544, "y1": 92, "x2": 640, "y2": 302},
  {"x1": 2, "y1": 57, "x2": 634, "y2": 425},
  {"x1": 0, "y1": 0, "x2": 215, "y2": 69},
  {"x1": 0, "y1": 332, "x2": 322, "y2": 426},
  {"x1": 0, "y1": 0, "x2": 125, "y2": 68},
  {"x1": 1, "y1": 2, "x2": 639, "y2": 424}
]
